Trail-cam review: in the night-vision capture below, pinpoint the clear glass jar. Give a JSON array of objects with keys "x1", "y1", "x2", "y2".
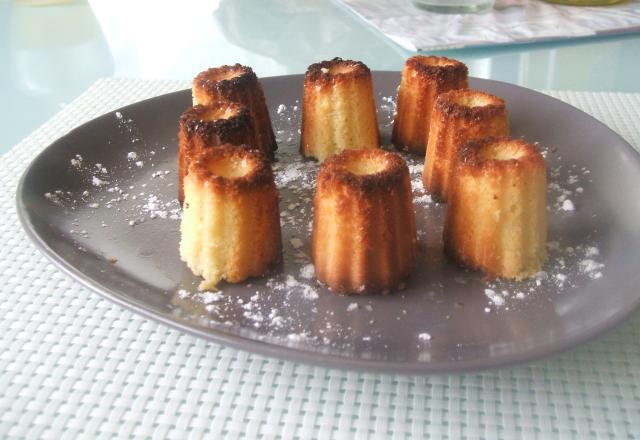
[
  {"x1": 542, "y1": 0, "x2": 627, "y2": 5},
  {"x1": 412, "y1": 0, "x2": 495, "y2": 13}
]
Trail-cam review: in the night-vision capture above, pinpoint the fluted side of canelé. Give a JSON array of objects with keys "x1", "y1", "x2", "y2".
[
  {"x1": 300, "y1": 58, "x2": 380, "y2": 162},
  {"x1": 178, "y1": 103, "x2": 257, "y2": 203},
  {"x1": 392, "y1": 56, "x2": 468, "y2": 155},
  {"x1": 192, "y1": 64, "x2": 277, "y2": 156},
  {"x1": 311, "y1": 149, "x2": 416, "y2": 294},
  {"x1": 180, "y1": 145, "x2": 281, "y2": 289},
  {"x1": 444, "y1": 137, "x2": 547, "y2": 279},
  {"x1": 422, "y1": 90, "x2": 509, "y2": 202}
]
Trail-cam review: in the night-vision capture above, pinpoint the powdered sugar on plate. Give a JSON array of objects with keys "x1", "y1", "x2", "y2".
[
  {"x1": 484, "y1": 289, "x2": 505, "y2": 308},
  {"x1": 479, "y1": 241, "x2": 605, "y2": 312},
  {"x1": 299, "y1": 264, "x2": 314, "y2": 279},
  {"x1": 44, "y1": 142, "x2": 180, "y2": 235}
]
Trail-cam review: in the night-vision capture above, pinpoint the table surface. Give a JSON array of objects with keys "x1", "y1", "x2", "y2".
[{"x1": 2, "y1": 0, "x2": 640, "y2": 155}]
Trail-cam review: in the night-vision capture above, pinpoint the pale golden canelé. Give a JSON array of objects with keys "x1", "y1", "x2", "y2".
[
  {"x1": 179, "y1": 145, "x2": 282, "y2": 289},
  {"x1": 178, "y1": 102, "x2": 257, "y2": 203},
  {"x1": 422, "y1": 90, "x2": 509, "y2": 202},
  {"x1": 312, "y1": 148, "x2": 416, "y2": 294},
  {"x1": 392, "y1": 56, "x2": 468, "y2": 155},
  {"x1": 444, "y1": 137, "x2": 547, "y2": 279},
  {"x1": 192, "y1": 64, "x2": 277, "y2": 156},
  {"x1": 300, "y1": 58, "x2": 380, "y2": 162}
]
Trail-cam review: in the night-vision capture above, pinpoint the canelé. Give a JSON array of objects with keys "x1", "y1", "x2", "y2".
[
  {"x1": 312, "y1": 148, "x2": 416, "y2": 294},
  {"x1": 300, "y1": 58, "x2": 379, "y2": 162},
  {"x1": 422, "y1": 89, "x2": 509, "y2": 201},
  {"x1": 392, "y1": 56, "x2": 468, "y2": 154},
  {"x1": 444, "y1": 137, "x2": 547, "y2": 279},
  {"x1": 178, "y1": 102, "x2": 257, "y2": 202},
  {"x1": 192, "y1": 64, "x2": 277, "y2": 156}
]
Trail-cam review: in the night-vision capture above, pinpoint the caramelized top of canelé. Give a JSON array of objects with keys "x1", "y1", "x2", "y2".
[
  {"x1": 457, "y1": 137, "x2": 546, "y2": 175},
  {"x1": 405, "y1": 55, "x2": 468, "y2": 82},
  {"x1": 180, "y1": 103, "x2": 250, "y2": 137},
  {"x1": 318, "y1": 148, "x2": 408, "y2": 192},
  {"x1": 435, "y1": 89, "x2": 506, "y2": 119},
  {"x1": 305, "y1": 58, "x2": 371, "y2": 85},
  {"x1": 188, "y1": 144, "x2": 274, "y2": 193},
  {"x1": 193, "y1": 64, "x2": 257, "y2": 96}
]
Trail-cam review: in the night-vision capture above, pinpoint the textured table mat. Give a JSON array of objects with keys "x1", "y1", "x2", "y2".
[
  {"x1": 337, "y1": 0, "x2": 640, "y2": 52},
  {"x1": 1, "y1": 78, "x2": 640, "y2": 439}
]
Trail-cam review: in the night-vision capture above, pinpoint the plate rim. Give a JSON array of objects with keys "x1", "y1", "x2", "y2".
[{"x1": 15, "y1": 73, "x2": 640, "y2": 374}]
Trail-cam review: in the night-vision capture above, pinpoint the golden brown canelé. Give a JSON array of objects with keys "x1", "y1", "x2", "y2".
[
  {"x1": 300, "y1": 58, "x2": 380, "y2": 162},
  {"x1": 192, "y1": 64, "x2": 277, "y2": 156},
  {"x1": 179, "y1": 145, "x2": 282, "y2": 289},
  {"x1": 312, "y1": 148, "x2": 416, "y2": 294},
  {"x1": 444, "y1": 137, "x2": 547, "y2": 279},
  {"x1": 392, "y1": 56, "x2": 468, "y2": 155},
  {"x1": 422, "y1": 89, "x2": 509, "y2": 202},
  {"x1": 178, "y1": 102, "x2": 257, "y2": 203}
]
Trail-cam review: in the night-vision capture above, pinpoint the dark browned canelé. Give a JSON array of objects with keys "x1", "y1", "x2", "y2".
[
  {"x1": 192, "y1": 64, "x2": 277, "y2": 156},
  {"x1": 178, "y1": 102, "x2": 257, "y2": 202},
  {"x1": 393, "y1": 56, "x2": 468, "y2": 155}
]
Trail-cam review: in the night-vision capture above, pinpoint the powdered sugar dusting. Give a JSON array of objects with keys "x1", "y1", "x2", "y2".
[
  {"x1": 561, "y1": 199, "x2": 575, "y2": 212},
  {"x1": 484, "y1": 289, "x2": 505, "y2": 308},
  {"x1": 299, "y1": 264, "x2": 314, "y2": 279},
  {"x1": 579, "y1": 259, "x2": 604, "y2": 279},
  {"x1": 92, "y1": 176, "x2": 108, "y2": 187}
]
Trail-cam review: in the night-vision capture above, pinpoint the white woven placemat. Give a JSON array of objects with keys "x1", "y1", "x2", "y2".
[{"x1": 1, "y1": 78, "x2": 639, "y2": 439}]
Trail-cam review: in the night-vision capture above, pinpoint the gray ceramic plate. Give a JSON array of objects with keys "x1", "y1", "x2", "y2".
[{"x1": 17, "y1": 73, "x2": 640, "y2": 374}]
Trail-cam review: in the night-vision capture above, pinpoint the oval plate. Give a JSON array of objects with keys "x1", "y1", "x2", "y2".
[{"x1": 16, "y1": 73, "x2": 640, "y2": 373}]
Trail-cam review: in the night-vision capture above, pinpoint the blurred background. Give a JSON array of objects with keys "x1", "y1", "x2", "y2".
[{"x1": 2, "y1": 0, "x2": 639, "y2": 152}]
